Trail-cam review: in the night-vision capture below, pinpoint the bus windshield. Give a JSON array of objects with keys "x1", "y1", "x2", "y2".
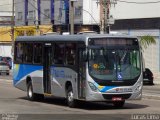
[{"x1": 88, "y1": 38, "x2": 141, "y2": 81}]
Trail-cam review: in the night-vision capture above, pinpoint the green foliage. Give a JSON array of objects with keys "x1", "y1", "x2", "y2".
[{"x1": 140, "y1": 35, "x2": 156, "y2": 49}]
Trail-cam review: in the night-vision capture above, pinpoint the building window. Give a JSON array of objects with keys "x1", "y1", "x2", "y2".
[
  {"x1": 75, "y1": 6, "x2": 82, "y2": 18},
  {"x1": 17, "y1": 12, "x2": 23, "y2": 21},
  {"x1": 28, "y1": 11, "x2": 35, "y2": 20},
  {"x1": 44, "y1": 9, "x2": 50, "y2": 19},
  {"x1": 58, "y1": 8, "x2": 62, "y2": 20}
]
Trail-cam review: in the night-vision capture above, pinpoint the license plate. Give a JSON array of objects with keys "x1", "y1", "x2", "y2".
[{"x1": 112, "y1": 97, "x2": 122, "y2": 101}]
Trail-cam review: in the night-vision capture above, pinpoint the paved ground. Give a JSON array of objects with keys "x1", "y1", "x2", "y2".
[
  {"x1": 0, "y1": 78, "x2": 160, "y2": 120},
  {"x1": 0, "y1": 72, "x2": 160, "y2": 100},
  {"x1": 0, "y1": 72, "x2": 160, "y2": 120}
]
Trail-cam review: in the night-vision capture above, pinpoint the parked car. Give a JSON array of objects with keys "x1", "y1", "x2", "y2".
[
  {"x1": 143, "y1": 68, "x2": 154, "y2": 85},
  {"x1": 77, "y1": 31, "x2": 98, "y2": 35},
  {"x1": 1, "y1": 56, "x2": 12, "y2": 69},
  {"x1": 0, "y1": 61, "x2": 10, "y2": 75},
  {"x1": 0, "y1": 56, "x2": 2, "y2": 61}
]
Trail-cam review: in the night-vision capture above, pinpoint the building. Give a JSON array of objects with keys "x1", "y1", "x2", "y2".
[
  {"x1": 14, "y1": 0, "x2": 160, "y2": 77},
  {"x1": 53, "y1": 0, "x2": 100, "y2": 33},
  {"x1": 15, "y1": 0, "x2": 100, "y2": 34},
  {"x1": 0, "y1": 1, "x2": 13, "y2": 58},
  {"x1": 15, "y1": 0, "x2": 53, "y2": 36},
  {"x1": 109, "y1": 0, "x2": 160, "y2": 77}
]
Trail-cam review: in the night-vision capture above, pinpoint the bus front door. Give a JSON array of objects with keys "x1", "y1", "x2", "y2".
[
  {"x1": 43, "y1": 44, "x2": 52, "y2": 94},
  {"x1": 78, "y1": 48, "x2": 86, "y2": 99}
]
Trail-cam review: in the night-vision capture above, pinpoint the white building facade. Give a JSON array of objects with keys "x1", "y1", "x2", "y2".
[
  {"x1": 53, "y1": 0, "x2": 100, "y2": 33},
  {"x1": 15, "y1": 0, "x2": 100, "y2": 33},
  {"x1": 110, "y1": 0, "x2": 160, "y2": 77},
  {"x1": 0, "y1": 0, "x2": 12, "y2": 58},
  {"x1": 14, "y1": 0, "x2": 160, "y2": 76}
]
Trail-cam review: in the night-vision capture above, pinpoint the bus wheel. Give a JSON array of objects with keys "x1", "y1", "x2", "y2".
[
  {"x1": 113, "y1": 100, "x2": 125, "y2": 108},
  {"x1": 27, "y1": 82, "x2": 44, "y2": 101},
  {"x1": 27, "y1": 82, "x2": 35, "y2": 101},
  {"x1": 66, "y1": 86, "x2": 76, "y2": 108}
]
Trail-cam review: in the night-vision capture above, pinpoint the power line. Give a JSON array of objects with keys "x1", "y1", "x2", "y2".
[
  {"x1": 83, "y1": 9, "x2": 100, "y2": 26},
  {"x1": 117, "y1": 0, "x2": 160, "y2": 4}
]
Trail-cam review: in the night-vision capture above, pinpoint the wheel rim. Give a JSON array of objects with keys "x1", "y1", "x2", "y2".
[
  {"x1": 28, "y1": 85, "x2": 32, "y2": 98},
  {"x1": 68, "y1": 91, "x2": 73, "y2": 102}
]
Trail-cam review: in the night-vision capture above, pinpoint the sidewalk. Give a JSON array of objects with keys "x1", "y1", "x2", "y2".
[
  {"x1": 143, "y1": 78, "x2": 160, "y2": 100},
  {"x1": 153, "y1": 72, "x2": 160, "y2": 85},
  {"x1": 153, "y1": 76, "x2": 160, "y2": 85}
]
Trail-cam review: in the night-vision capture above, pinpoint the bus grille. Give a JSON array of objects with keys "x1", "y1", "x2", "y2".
[{"x1": 102, "y1": 94, "x2": 132, "y2": 100}]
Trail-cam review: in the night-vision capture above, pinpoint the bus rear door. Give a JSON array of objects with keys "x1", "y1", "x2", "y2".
[{"x1": 43, "y1": 43, "x2": 52, "y2": 94}]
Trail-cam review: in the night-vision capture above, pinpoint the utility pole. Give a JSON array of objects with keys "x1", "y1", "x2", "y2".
[
  {"x1": 98, "y1": 0, "x2": 111, "y2": 34},
  {"x1": 103, "y1": 0, "x2": 110, "y2": 34},
  {"x1": 106, "y1": 0, "x2": 110, "y2": 33},
  {"x1": 11, "y1": 0, "x2": 15, "y2": 56},
  {"x1": 35, "y1": 0, "x2": 39, "y2": 35},
  {"x1": 100, "y1": 0, "x2": 104, "y2": 34},
  {"x1": 69, "y1": 0, "x2": 77, "y2": 35}
]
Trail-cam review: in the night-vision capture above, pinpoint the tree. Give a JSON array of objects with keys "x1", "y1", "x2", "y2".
[{"x1": 140, "y1": 35, "x2": 156, "y2": 49}]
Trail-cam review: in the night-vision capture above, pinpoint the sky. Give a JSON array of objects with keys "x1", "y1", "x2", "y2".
[{"x1": 110, "y1": 0, "x2": 160, "y2": 19}]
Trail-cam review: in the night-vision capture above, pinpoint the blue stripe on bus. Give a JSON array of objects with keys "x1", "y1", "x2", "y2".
[
  {"x1": 93, "y1": 81, "x2": 117, "y2": 92},
  {"x1": 100, "y1": 86, "x2": 117, "y2": 92},
  {"x1": 13, "y1": 64, "x2": 43, "y2": 85}
]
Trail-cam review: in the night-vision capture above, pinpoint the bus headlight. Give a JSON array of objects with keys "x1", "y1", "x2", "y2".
[{"x1": 88, "y1": 82, "x2": 99, "y2": 92}]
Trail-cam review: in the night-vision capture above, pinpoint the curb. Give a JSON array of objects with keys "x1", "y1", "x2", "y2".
[{"x1": 0, "y1": 79, "x2": 13, "y2": 83}]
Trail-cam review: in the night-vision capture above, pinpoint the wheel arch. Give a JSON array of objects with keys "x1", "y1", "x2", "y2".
[
  {"x1": 65, "y1": 81, "x2": 72, "y2": 90},
  {"x1": 26, "y1": 76, "x2": 32, "y2": 86},
  {"x1": 65, "y1": 81, "x2": 72, "y2": 95}
]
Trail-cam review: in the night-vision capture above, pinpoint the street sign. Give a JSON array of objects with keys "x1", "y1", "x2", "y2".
[{"x1": 108, "y1": 18, "x2": 115, "y2": 25}]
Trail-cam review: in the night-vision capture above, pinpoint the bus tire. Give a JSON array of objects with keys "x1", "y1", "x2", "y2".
[
  {"x1": 27, "y1": 81, "x2": 44, "y2": 101},
  {"x1": 113, "y1": 100, "x2": 125, "y2": 108},
  {"x1": 66, "y1": 86, "x2": 77, "y2": 108}
]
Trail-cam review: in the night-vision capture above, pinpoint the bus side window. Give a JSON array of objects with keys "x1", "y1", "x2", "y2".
[
  {"x1": 15, "y1": 42, "x2": 23, "y2": 63},
  {"x1": 33, "y1": 43, "x2": 42, "y2": 64},
  {"x1": 54, "y1": 43, "x2": 65, "y2": 65},
  {"x1": 65, "y1": 43, "x2": 76, "y2": 65},
  {"x1": 23, "y1": 43, "x2": 33, "y2": 63}
]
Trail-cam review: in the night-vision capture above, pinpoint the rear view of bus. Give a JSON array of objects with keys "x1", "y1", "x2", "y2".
[{"x1": 85, "y1": 36, "x2": 142, "y2": 107}]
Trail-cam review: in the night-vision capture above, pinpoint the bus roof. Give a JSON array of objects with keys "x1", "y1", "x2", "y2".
[{"x1": 15, "y1": 34, "x2": 138, "y2": 42}]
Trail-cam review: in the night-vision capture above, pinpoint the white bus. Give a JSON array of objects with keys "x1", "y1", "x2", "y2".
[{"x1": 13, "y1": 34, "x2": 143, "y2": 108}]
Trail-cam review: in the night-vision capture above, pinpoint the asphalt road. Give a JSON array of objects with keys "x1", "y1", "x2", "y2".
[{"x1": 0, "y1": 78, "x2": 160, "y2": 120}]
